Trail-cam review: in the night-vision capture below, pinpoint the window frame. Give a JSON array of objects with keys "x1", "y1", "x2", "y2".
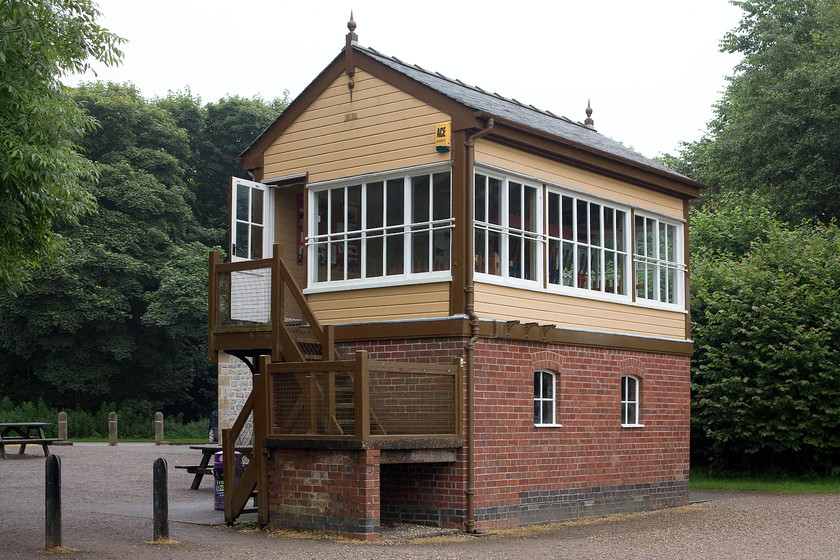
[
  {"x1": 474, "y1": 170, "x2": 543, "y2": 288},
  {"x1": 545, "y1": 188, "x2": 631, "y2": 301},
  {"x1": 633, "y1": 212, "x2": 685, "y2": 309},
  {"x1": 306, "y1": 166, "x2": 453, "y2": 292},
  {"x1": 534, "y1": 369, "x2": 560, "y2": 427},
  {"x1": 621, "y1": 375, "x2": 643, "y2": 427}
]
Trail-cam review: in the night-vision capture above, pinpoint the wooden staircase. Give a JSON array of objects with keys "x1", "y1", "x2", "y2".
[{"x1": 216, "y1": 249, "x2": 338, "y2": 525}]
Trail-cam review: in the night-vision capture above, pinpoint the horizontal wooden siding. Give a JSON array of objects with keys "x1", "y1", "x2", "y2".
[
  {"x1": 263, "y1": 70, "x2": 451, "y2": 184},
  {"x1": 307, "y1": 282, "x2": 451, "y2": 324},
  {"x1": 474, "y1": 282, "x2": 687, "y2": 340}
]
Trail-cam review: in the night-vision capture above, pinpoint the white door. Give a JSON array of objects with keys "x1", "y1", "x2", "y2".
[
  {"x1": 230, "y1": 178, "x2": 272, "y2": 322},
  {"x1": 231, "y1": 177, "x2": 273, "y2": 261}
]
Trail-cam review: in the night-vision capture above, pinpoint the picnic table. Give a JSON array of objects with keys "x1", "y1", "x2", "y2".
[
  {"x1": 0, "y1": 422, "x2": 60, "y2": 459},
  {"x1": 175, "y1": 444, "x2": 221, "y2": 489}
]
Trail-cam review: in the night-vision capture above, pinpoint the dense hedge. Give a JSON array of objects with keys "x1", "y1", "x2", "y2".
[{"x1": 691, "y1": 219, "x2": 840, "y2": 474}]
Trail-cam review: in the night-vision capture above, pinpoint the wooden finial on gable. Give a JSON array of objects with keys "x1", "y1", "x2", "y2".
[
  {"x1": 345, "y1": 12, "x2": 357, "y2": 97},
  {"x1": 584, "y1": 99, "x2": 594, "y2": 128}
]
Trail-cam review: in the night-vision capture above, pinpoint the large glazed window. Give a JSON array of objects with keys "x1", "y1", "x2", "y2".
[
  {"x1": 547, "y1": 191, "x2": 628, "y2": 295},
  {"x1": 634, "y1": 214, "x2": 683, "y2": 305},
  {"x1": 474, "y1": 172, "x2": 540, "y2": 283},
  {"x1": 309, "y1": 169, "x2": 452, "y2": 287}
]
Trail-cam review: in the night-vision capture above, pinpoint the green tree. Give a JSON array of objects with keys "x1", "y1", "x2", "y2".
[
  {"x1": 674, "y1": 0, "x2": 840, "y2": 222},
  {"x1": 0, "y1": 0, "x2": 122, "y2": 293},
  {"x1": 0, "y1": 83, "x2": 214, "y2": 415}
]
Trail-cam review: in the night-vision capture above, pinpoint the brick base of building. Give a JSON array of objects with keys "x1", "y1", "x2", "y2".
[
  {"x1": 262, "y1": 335, "x2": 690, "y2": 538},
  {"x1": 267, "y1": 447, "x2": 381, "y2": 540}
]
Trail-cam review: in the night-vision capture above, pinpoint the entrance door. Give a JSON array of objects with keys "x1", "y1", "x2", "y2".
[{"x1": 231, "y1": 177, "x2": 272, "y2": 261}]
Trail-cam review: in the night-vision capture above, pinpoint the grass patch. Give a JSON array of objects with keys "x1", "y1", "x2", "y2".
[{"x1": 690, "y1": 468, "x2": 840, "y2": 494}]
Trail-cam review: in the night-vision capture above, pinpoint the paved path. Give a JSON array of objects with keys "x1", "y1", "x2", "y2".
[{"x1": 1, "y1": 443, "x2": 838, "y2": 559}]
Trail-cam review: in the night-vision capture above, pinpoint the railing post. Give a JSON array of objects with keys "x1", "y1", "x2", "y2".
[
  {"x1": 323, "y1": 324, "x2": 334, "y2": 361},
  {"x1": 271, "y1": 247, "x2": 283, "y2": 360},
  {"x1": 354, "y1": 351, "x2": 370, "y2": 440},
  {"x1": 257, "y1": 355, "x2": 272, "y2": 525}
]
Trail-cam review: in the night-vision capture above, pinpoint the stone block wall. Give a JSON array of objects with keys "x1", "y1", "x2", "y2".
[{"x1": 217, "y1": 352, "x2": 253, "y2": 433}]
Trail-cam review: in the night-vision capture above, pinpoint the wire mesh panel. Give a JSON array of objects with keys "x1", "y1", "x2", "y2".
[
  {"x1": 279, "y1": 277, "x2": 323, "y2": 359},
  {"x1": 232, "y1": 409, "x2": 254, "y2": 482},
  {"x1": 217, "y1": 267, "x2": 272, "y2": 326},
  {"x1": 272, "y1": 370, "x2": 356, "y2": 436},
  {"x1": 368, "y1": 368, "x2": 457, "y2": 436}
]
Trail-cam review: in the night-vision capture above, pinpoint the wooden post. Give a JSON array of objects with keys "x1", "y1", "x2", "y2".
[
  {"x1": 153, "y1": 458, "x2": 169, "y2": 541},
  {"x1": 354, "y1": 351, "x2": 370, "y2": 440},
  {"x1": 154, "y1": 412, "x2": 164, "y2": 445},
  {"x1": 57, "y1": 411, "x2": 67, "y2": 441},
  {"x1": 45, "y1": 454, "x2": 61, "y2": 550},
  {"x1": 108, "y1": 412, "x2": 117, "y2": 446},
  {"x1": 256, "y1": 355, "x2": 271, "y2": 525}
]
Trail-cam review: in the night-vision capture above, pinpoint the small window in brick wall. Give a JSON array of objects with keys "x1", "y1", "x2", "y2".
[
  {"x1": 534, "y1": 370, "x2": 559, "y2": 426},
  {"x1": 621, "y1": 375, "x2": 643, "y2": 427}
]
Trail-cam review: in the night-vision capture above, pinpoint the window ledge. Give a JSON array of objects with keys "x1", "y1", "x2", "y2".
[
  {"x1": 621, "y1": 423, "x2": 645, "y2": 429},
  {"x1": 534, "y1": 423, "x2": 562, "y2": 428}
]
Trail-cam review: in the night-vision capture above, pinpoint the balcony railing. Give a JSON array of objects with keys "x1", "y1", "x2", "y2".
[
  {"x1": 208, "y1": 248, "x2": 334, "y2": 363},
  {"x1": 257, "y1": 352, "x2": 463, "y2": 441}
]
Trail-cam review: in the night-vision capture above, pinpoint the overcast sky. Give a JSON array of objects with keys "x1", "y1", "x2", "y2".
[{"x1": 70, "y1": 0, "x2": 744, "y2": 159}]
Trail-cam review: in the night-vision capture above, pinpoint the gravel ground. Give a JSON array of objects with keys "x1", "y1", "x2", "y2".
[{"x1": 1, "y1": 443, "x2": 838, "y2": 559}]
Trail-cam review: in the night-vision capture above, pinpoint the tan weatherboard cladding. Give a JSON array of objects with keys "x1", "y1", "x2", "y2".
[
  {"x1": 475, "y1": 140, "x2": 685, "y2": 218},
  {"x1": 474, "y1": 282, "x2": 687, "y2": 340},
  {"x1": 273, "y1": 185, "x2": 306, "y2": 287},
  {"x1": 262, "y1": 70, "x2": 451, "y2": 184},
  {"x1": 307, "y1": 283, "x2": 450, "y2": 325}
]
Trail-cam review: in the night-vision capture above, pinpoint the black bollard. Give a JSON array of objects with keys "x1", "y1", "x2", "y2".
[
  {"x1": 153, "y1": 457, "x2": 169, "y2": 541},
  {"x1": 45, "y1": 454, "x2": 61, "y2": 550}
]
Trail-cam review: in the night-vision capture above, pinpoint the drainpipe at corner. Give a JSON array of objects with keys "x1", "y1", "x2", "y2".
[{"x1": 463, "y1": 117, "x2": 494, "y2": 534}]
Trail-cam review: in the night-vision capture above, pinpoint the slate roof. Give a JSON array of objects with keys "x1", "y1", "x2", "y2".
[{"x1": 356, "y1": 43, "x2": 688, "y2": 180}]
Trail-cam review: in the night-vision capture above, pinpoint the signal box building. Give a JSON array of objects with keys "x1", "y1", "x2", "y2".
[{"x1": 208, "y1": 19, "x2": 700, "y2": 539}]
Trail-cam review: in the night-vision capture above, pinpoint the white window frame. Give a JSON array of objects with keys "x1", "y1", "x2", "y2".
[
  {"x1": 634, "y1": 213, "x2": 685, "y2": 309},
  {"x1": 474, "y1": 170, "x2": 542, "y2": 288},
  {"x1": 534, "y1": 370, "x2": 560, "y2": 427},
  {"x1": 306, "y1": 167, "x2": 453, "y2": 292},
  {"x1": 545, "y1": 188, "x2": 631, "y2": 302},
  {"x1": 621, "y1": 375, "x2": 643, "y2": 427}
]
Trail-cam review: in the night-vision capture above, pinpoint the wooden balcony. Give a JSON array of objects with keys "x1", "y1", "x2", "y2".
[{"x1": 208, "y1": 249, "x2": 334, "y2": 364}]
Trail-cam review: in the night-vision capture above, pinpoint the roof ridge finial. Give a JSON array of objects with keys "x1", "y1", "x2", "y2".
[
  {"x1": 347, "y1": 11, "x2": 358, "y2": 42},
  {"x1": 584, "y1": 99, "x2": 594, "y2": 128}
]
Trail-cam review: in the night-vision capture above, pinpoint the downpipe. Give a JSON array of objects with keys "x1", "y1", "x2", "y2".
[{"x1": 463, "y1": 117, "x2": 494, "y2": 533}]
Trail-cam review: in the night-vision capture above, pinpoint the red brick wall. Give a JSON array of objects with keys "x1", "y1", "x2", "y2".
[
  {"x1": 267, "y1": 447, "x2": 381, "y2": 539},
  {"x1": 469, "y1": 339, "x2": 690, "y2": 527}
]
